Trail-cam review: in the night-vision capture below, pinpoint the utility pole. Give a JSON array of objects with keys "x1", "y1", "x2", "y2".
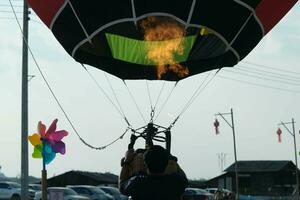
[
  {"x1": 278, "y1": 118, "x2": 299, "y2": 200},
  {"x1": 218, "y1": 153, "x2": 227, "y2": 172},
  {"x1": 215, "y1": 108, "x2": 239, "y2": 200},
  {"x1": 21, "y1": 0, "x2": 29, "y2": 199}
]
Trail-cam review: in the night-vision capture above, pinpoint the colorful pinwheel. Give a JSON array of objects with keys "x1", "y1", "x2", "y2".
[{"x1": 28, "y1": 119, "x2": 68, "y2": 165}]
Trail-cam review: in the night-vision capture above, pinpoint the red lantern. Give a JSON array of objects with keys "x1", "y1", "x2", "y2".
[
  {"x1": 214, "y1": 119, "x2": 220, "y2": 135},
  {"x1": 277, "y1": 128, "x2": 282, "y2": 143}
]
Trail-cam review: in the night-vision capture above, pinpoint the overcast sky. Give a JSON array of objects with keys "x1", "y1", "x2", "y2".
[{"x1": 0, "y1": 1, "x2": 300, "y2": 180}]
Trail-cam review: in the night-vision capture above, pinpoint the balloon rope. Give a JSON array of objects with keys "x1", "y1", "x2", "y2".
[
  {"x1": 82, "y1": 65, "x2": 131, "y2": 127},
  {"x1": 170, "y1": 70, "x2": 218, "y2": 127},
  {"x1": 8, "y1": 0, "x2": 130, "y2": 150},
  {"x1": 103, "y1": 72, "x2": 131, "y2": 125},
  {"x1": 123, "y1": 81, "x2": 147, "y2": 123},
  {"x1": 154, "y1": 82, "x2": 177, "y2": 122},
  {"x1": 153, "y1": 81, "x2": 166, "y2": 113},
  {"x1": 146, "y1": 80, "x2": 154, "y2": 121},
  {"x1": 182, "y1": 71, "x2": 218, "y2": 115}
]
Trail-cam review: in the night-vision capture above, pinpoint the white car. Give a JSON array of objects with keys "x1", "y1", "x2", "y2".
[
  {"x1": 0, "y1": 181, "x2": 36, "y2": 200},
  {"x1": 98, "y1": 186, "x2": 128, "y2": 200},
  {"x1": 182, "y1": 188, "x2": 213, "y2": 200},
  {"x1": 67, "y1": 185, "x2": 114, "y2": 200},
  {"x1": 205, "y1": 188, "x2": 232, "y2": 195},
  {"x1": 28, "y1": 184, "x2": 41, "y2": 193},
  {"x1": 34, "y1": 187, "x2": 90, "y2": 200}
]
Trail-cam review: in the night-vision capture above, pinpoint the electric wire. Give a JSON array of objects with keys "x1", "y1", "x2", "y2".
[
  {"x1": 0, "y1": 17, "x2": 42, "y2": 24},
  {"x1": 217, "y1": 75, "x2": 300, "y2": 94},
  {"x1": 0, "y1": 4, "x2": 22, "y2": 7},
  {"x1": 242, "y1": 61, "x2": 300, "y2": 75},
  {"x1": 0, "y1": 10, "x2": 21, "y2": 13},
  {"x1": 223, "y1": 68, "x2": 300, "y2": 86},
  {"x1": 9, "y1": 0, "x2": 130, "y2": 150},
  {"x1": 236, "y1": 64, "x2": 300, "y2": 81}
]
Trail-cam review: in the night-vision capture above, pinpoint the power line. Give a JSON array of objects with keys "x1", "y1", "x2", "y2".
[
  {"x1": 217, "y1": 75, "x2": 300, "y2": 94},
  {"x1": 0, "y1": 17, "x2": 42, "y2": 24},
  {"x1": 236, "y1": 64, "x2": 300, "y2": 81},
  {"x1": 223, "y1": 68, "x2": 300, "y2": 87},
  {"x1": 242, "y1": 61, "x2": 300, "y2": 75},
  {"x1": 0, "y1": 4, "x2": 22, "y2": 7},
  {"x1": 0, "y1": 10, "x2": 22, "y2": 13}
]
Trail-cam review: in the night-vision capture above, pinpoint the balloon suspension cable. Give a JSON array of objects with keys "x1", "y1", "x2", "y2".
[
  {"x1": 123, "y1": 80, "x2": 147, "y2": 123},
  {"x1": 150, "y1": 108, "x2": 155, "y2": 123},
  {"x1": 169, "y1": 116, "x2": 180, "y2": 129},
  {"x1": 81, "y1": 64, "x2": 132, "y2": 127},
  {"x1": 170, "y1": 70, "x2": 218, "y2": 127},
  {"x1": 154, "y1": 82, "x2": 178, "y2": 122},
  {"x1": 80, "y1": 126, "x2": 132, "y2": 150}
]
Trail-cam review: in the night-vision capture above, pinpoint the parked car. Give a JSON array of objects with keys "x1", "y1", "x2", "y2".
[
  {"x1": 67, "y1": 185, "x2": 114, "y2": 200},
  {"x1": 0, "y1": 181, "x2": 35, "y2": 200},
  {"x1": 181, "y1": 188, "x2": 213, "y2": 200},
  {"x1": 205, "y1": 188, "x2": 235, "y2": 200},
  {"x1": 28, "y1": 184, "x2": 41, "y2": 192},
  {"x1": 205, "y1": 188, "x2": 232, "y2": 195},
  {"x1": 98, "y1": 186, "x2": 128, "y2": 200},
  {"x1": 34, "y1": 187, "x2": 90, "y2": 200}
]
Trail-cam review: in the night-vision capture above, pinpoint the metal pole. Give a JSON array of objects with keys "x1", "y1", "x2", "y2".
[
  {"x1": 215, "y1": 109, "x2": 239, "y2": 199},
  {"x1": 21, "y1": 0, "x2": 29, "y2": 199},
  {"x1": 292, "y1": 118, "x2": 299, "y2": 199},
  {"x1": 42, "y1": 140, "x2": 47, "y2": 200},
  {"x1": 231, "y1": 108, "x2": 239, "y2": 200}
]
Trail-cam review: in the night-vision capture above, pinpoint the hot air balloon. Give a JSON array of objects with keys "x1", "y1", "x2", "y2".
[{"x1": 27, "y1": 0, "x2": 298, "y2": 151}]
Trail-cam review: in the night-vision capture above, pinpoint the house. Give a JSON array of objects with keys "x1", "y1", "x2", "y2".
[
  {"x1": 206, "y1": 160, "x2": 299, "y2": 196},
  {"x1": 46, "y1": 170, "x2": 118, "y2": 187}
]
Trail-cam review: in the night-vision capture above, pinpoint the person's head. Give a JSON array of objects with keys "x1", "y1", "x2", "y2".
[{"x1": 143, "y1": 145, "x2": 169, "y2": 174}]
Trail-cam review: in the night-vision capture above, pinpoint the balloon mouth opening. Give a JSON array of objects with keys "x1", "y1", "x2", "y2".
[
  {"x1": 106, "y1": 16, "x2": 200, "y2": 79},
  {"x1": 138, "y1": 16, "x2": 189, "y2": 79}
]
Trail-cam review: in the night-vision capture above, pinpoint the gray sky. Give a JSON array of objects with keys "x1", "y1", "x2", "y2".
[{"x1": 0, "y1": 1, "x2": 300, "y2": 180}]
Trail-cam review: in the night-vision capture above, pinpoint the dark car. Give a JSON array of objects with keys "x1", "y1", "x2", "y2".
[
  {"x1": 98, "y1": 186, "x2": 128, "y2": 200},
  {"x1": 181, "y1": 188, "x2": 213, "y2": 200}
]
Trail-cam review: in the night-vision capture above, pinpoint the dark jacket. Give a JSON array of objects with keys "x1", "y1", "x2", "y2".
[{"x1": 120, "y1": 173, "x2": 188, "y2": 200}]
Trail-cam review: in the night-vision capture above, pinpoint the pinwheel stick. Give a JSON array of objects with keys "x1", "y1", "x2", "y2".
[{"x1": 42, "y1": 139, "x2": 48, "y2": 200}]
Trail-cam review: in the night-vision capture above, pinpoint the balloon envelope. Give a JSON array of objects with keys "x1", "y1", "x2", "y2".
[{"x1": 28, "y1": 0, "x2": 298, "y2": 81}]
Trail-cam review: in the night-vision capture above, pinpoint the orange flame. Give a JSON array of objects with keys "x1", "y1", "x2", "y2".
[{"x1": 139, "y1": 17, "x2": 189, "y2": 79}]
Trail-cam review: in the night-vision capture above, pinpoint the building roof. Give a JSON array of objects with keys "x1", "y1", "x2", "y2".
[
  {"x1": 225, "y1": 160, "x2": 296, "y2": 173},
  {"x1": 73, "y1": 171, "x2": 118, "y2": 183},
  {"x1": 47, "y1": 170, "x2": 118, "y2": 187}
]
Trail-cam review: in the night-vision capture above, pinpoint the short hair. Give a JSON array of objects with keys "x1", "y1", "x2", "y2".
[{"x1": 143, "y1": 145, "x2": 169, "y2": 173}]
